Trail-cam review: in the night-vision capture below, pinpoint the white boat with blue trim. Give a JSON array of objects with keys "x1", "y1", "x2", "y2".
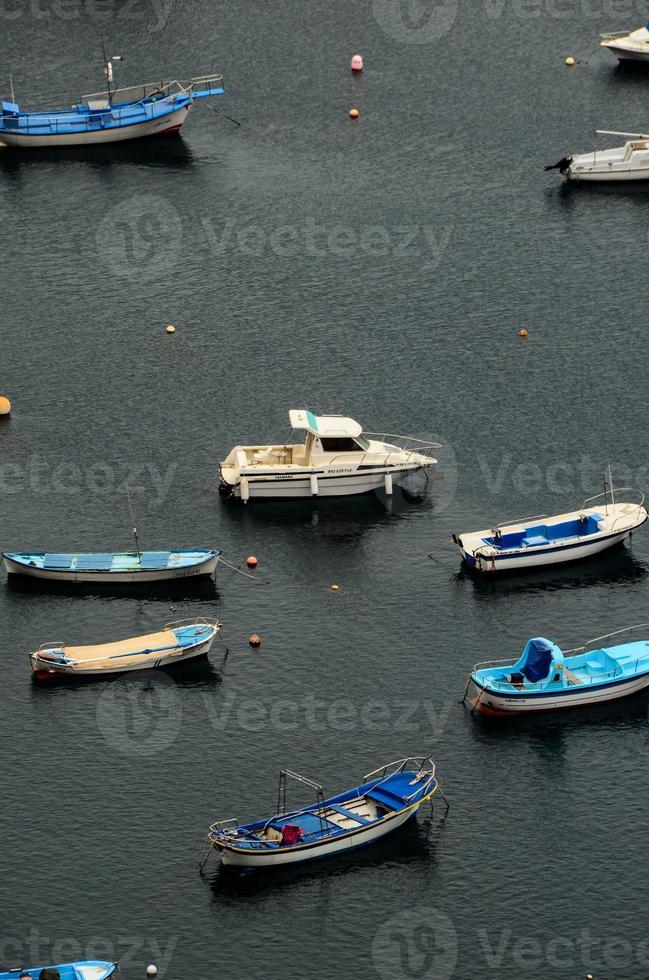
[
  {"x1": 30, "y1": 618, "x2": 220, "y2": 679},
  {"x1": 0, "y1": 56, "x2": 224, "y2": 148},
  {"x1": 0, "y1": 962, "x2": 116, "y2": 980},
  {"x1": 465, "y1": 626, "x2": 649, "y2": 715},
  {"x1": 200, "y1": 757, "x2": 448, "y2": 871},
  {"x1": 454, "y1": 487, "x2": 646, "y2": 572},
  {"x1": 2, "y1": 548, "x2": 221, "y2": 583},
  {"x1": 218, "y1": 410, "x2": 440, "y2": 501}
]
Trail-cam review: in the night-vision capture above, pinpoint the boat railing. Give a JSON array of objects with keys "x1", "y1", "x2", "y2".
[
  {"x1": 564, "y1": 623, "x2": 649, "y2": 654},
  {"x1": 494, "y1": 513, "x2": 547, "y2": 531},
  {"x1": 364, "y1": 432, "x2": 442, "y2": 464},
  {"x1": 81, "y1": 79, "x2": 186, "y2": 103},
  {"x1": 599, "y1": 31, "x2": 632, "y2": 38},
  {"x1": 164, "y1": 617, "x2": 220, "y2": 633},
  {"x1": 36, "y1": 641, "x2": 65, "y2": 653},
  {"x1": 581, "y1": 486, "x2": 644, "y2": 517},
  {"x1": 364, "y1": 756, "x2": 436, "y2": 782}
]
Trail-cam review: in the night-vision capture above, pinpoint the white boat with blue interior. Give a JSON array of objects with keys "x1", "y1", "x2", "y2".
[
  {"x1": 464, "y1": 626, "x2": 649, "y2": 715},
  {"x1": 454, "y1": 487, "x2": 646, "y2": 572},
  {"x1": 200, "y1": 757, "x2": 448, "y2": 871}
]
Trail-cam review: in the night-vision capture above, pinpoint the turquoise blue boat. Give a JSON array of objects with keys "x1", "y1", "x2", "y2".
[
  {"x1": 464, "y1": 625, "x2": 649, "y2": 715},
  {"x1": 0, "y1": 57, "x2": 224, "y2": 148},
  {"x1": 0, "y1": 962, "x2": 116, "y2": 980},
  {"x1": 3, "y1": 548, "x2": 221, "y2": 583}
]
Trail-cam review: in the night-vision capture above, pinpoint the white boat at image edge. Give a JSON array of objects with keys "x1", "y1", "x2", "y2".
[
  {"x1": 30, "y1": 618, "x2": 220, "y2": 680},
  {"x1": 2, "y1": 548, "x2": 221, "y2": 582},
  {"x1": 546, "y1": 129, "x2": 649, "y2": 181},
  {"x1": 453, "y1": 486, "x2": 646, "y2": 572},
  {"x1": 218, "y1": 409, "x2": 440, "y2": 501},
  {"x1": 199, "y1": 757, "x2": 448, "y2": 871},
  {"x1": 600, "y1": 23, "x2": 649, "y2": 62},
  {"x1": 463, "y1": 626, "x2": 649, "y2": 715}
]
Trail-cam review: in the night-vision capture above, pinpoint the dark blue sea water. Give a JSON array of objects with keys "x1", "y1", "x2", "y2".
[{"x1": 2, "y1": 2, "x2": 649, "y2": 979}]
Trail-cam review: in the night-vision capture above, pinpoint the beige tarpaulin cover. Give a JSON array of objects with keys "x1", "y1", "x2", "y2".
[{"x1": 61, "y1": 628, "x2": 178, "y2": 666}]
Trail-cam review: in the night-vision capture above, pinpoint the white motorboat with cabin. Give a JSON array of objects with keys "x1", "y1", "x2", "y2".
[
  {"x1": 601, "y1": 23, "x2": 649, "y2": 62},
  {"x1": 546, "y1": 129, "x2": 649, "y2": 181},
  {"x1": 218, "y1": 410, "x2": 440, "y2": 501}
]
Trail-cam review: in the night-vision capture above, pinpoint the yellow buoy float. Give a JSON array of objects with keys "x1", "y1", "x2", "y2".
[
  {"x1": 565, "y1": 55, "x2": 575, "y2": 66},
  {"x1": 349, "y1": 108, "x2": 359, "y2": 119},
  {"x1": 0, "y1": 396, "x2": 11, "y2": 415},
  {"x1": 249, "y1": 633, "x2": 262, "y2": 648},
  {"x1": 519, "y1": 328, "x2": 528, "y2": 338},
  {"x1": 165, "y1": 324, "x2": 176, "y2": 334}
]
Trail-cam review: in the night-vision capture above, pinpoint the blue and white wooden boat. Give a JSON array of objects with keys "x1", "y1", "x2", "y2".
[
  {"x1": 200, "y1": 757, "x2": 448, "y2": 871},
  {"x1": 0, "y1": 57, "x2": 224, "y2": 148},
  {"x1": 0, "y1": 963, "x2": 116, "y2": 980},
  {"x1": 3, "y1": 548, "x2": 221, "y2": 583},
  {"x1": 453, "y1": 487, "x2": 646, "y2": 572},
  {"x1": 464, "y1": 626, "x2": 649, "y2": 715},
  {"x1": 30, "y1": 617, "x2": 220, "y2": 679}
]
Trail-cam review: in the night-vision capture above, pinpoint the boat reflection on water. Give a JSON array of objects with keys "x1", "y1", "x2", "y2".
[
  {"x1": 5, "y1": 573, "x2": 220, "y2": 602},
  {"x1": 456, "y1": 546, "x2": 647, "y2": 595},
  {"x1": 207, "y1": 810, "x2": 447, "y2": 897},
  {"x1": 0, "y1": 134, "x2": 197, "y2": 174}
]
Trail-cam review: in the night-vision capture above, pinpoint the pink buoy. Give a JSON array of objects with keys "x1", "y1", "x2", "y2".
[{"x1": 351, "y1": 54, "x2": 364, "y2": 72}]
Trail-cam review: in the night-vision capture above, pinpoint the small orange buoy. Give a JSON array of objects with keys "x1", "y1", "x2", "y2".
[
  {"x1": 351, "y1": 54, "x2": 364, "y2": 72},
  {"x1": 0, "y1": 396, "x2": 11, "y2": 416},
  {"x1": 246, "y1": 555, "x2": 258, "y2": 568},
  {"x1": 165, "y1": 324, "x2": 176, "y2": 334},
  {"x1": 349, "y1": 108, "x2": 359, "y2": 119},
  {"x1": 249, "y1": 633, "x2": 262, "y2": 648},
  {"x1": 519, "y1": 328, "x2": 528, "y2": 338}
]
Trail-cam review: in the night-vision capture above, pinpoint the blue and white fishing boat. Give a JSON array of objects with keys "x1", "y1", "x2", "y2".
[
  {"x1": 200, "y1": 757, "x2": 448, "y2": 871},
  {"x1": 0, "y1": 56, "x2": 224, "y2": 148},
  {"x1": 453, "y1": 485, "x2": 646, "y2": 572},
  {"x1": 30, "y1": 617, "x2": 220, "y2": 679},
  {"x1": 3, "y1": 548, "x2": 221, "y2": 583},
  {"x1": 0, "y1": 963, "x2": 116, "y2": 980},
  {"x1": 464, "y1": 626, "x2": 649, "y2": 715}
]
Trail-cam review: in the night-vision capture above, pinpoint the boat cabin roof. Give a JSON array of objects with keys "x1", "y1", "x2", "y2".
[{"x1": 288, "y1": 409, "x2": 362, "y2": 438}]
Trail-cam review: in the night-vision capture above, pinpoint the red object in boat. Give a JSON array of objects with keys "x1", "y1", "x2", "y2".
[{"x1": 280, "y1": 824, "x2": 303, "y2": 845}]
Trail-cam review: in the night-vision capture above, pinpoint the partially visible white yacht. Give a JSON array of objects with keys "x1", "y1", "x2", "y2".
[
  {"x1": 601, "y1": 23, "x2": 649, "y2": 62},
  {"x1": 218, "y1": 409, "x2": 440, "y2": 501},
  {"x1": 546, "y1": 129, "x2": 649, "y2": 181}
]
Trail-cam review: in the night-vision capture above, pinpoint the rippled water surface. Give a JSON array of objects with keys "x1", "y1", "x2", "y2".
[{"x1": 2, "y1": 2, "x2": 649, "y2": 979}]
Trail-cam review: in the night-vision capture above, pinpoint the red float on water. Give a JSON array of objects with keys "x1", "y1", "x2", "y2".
[
  {"x1": 351, "y1": 54, "x2": 364, "y2": 72},
  {"x1": 246, "y1": 555, "x2": 258, "y2": 568}
]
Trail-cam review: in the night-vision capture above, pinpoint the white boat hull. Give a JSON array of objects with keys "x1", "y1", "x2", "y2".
[
  {"x1": 468, "y1": 528, "x2": 632, "y2": 572},
  {"x1": 225, "y1": 465, "x2": 426, "y2": 500},
  {"x1": 0, "y1": 105, "x2": 190, "y2": 148},
  {"x1": 31, "y1": 634, "x2": 216, "y2": 676},
  {"x1": 216, "y1": 802, "x2": 421, "y2": 869},
  {"x1": 3, "y1": 553, "x2": 219, "y2": 582},
  {"x1": 473, "y1": 671, "x2": 649, "y2": 714}
]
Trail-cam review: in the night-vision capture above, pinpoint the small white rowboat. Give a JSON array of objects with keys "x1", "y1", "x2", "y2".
[
  {"x1": 454, "y1": 487, "x2": 646, "y2": 572},
  {"x1": 30, "y1": 618, "x2": 220, "y2": 680}
]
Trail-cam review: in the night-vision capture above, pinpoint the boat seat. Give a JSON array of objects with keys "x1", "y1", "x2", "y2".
[
  {"x1": 365, "y1": 786, "x2": 405, "y2": 810},
  {"x1": 43, "y1": 553, "x2": 72, "y2": 569},
  {"x1": 75, "y1": 554, "x2": 114, "y2": 570},
  {"x1": 522, "y1": 535, "x2": 549, "y2": 547},
  {"x1": 328, "y1": 804, "x2": 371, "y2": 824}
]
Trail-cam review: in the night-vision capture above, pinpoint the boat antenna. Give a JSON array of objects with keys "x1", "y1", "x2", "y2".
[
  {"x1": 126, "y1": 488, "x2": 142, "y2": 560},
  {"x1": 608, "y1": 463, "x2": 615, "y2": 506},
  {"x1": 9, "y1": 73, "x2": 14, "y2": 104},
  {"x1": 603, "y1": 471, "x2": 608, "y2": 516}
]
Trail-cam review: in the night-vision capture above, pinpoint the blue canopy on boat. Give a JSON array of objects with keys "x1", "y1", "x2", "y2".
[{"x1": 514, "y1": 637, "x2": 562, "y2": 682}]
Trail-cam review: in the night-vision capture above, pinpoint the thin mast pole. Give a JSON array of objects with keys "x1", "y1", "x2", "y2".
[
  {"x1": 126, "y1": 489, "x2": 141, "y2": 560},
  {"x1": 9, "y1": 74, "x2": 14, "y2": 104},
  {"x1": 608, "y1": 463, "x2": 615, "y2": 506},
  {"x1": 603, "y1": 472, "x2": 608, "y2": 516}
]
